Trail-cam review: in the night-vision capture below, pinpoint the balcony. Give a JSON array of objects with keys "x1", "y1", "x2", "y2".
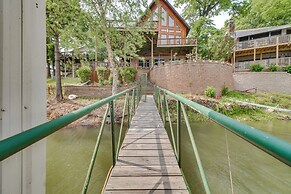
[
  {"x1": 236, "y1": 35, "x2": 291, "y2": 50},
  {"x1": 157, "y1": 37, "x2": 197, "y2": 47},
  {"x1": 235, "y1": 57, "x2": 291, "y2": 70}
]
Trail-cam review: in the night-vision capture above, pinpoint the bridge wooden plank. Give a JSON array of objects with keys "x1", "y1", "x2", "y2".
[
  {"x1": 106, "y1": 176, "x2": 187, "y2": 190},
  {"x1": 105, "y1": 96, "x2": 189, "y2": 193}
]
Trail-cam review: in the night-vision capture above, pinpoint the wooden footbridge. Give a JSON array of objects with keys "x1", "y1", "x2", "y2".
[
  {"x1": 1, "y1": 85, "x2": 291, "y2": 194},
  {"x1": 105, "y1": 96, "x2": 188, "y2": 193}
]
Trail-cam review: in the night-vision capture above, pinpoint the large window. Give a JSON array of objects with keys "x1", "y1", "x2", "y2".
[
  {"x1": 161, "y1": 7, "x2": 167, "y2": 26},
  {"x1": 169, "y1": 15, "x2": 174, "y2": 27},
  {"x1": 161, "y1": 34, "x2": 167, "y2": 45},
  {"x1": 169, "y1": 34, "x2": 174, "y2": 45},
  {"x1": 176, "y1": 35, "x2": 181, "y2": 44},
  {"x1": 153, "y1": 8, "x2": 158, "y2": 21}
]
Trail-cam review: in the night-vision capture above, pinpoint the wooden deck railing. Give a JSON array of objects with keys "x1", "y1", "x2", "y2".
[
  {"x1": 236, "y1": 35, "x2": 291, "y2": 50},
  {"x1": 235, "y1": 57, "x2": 291, "y2": 70},
  {"x1": 157, "y1": 37, "x2": 197, "y2": 47}
]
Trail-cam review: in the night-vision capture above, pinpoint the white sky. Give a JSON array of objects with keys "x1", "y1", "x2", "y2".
[{"x1": 147, "y1": 0, "x2": 230, "y2": 29}]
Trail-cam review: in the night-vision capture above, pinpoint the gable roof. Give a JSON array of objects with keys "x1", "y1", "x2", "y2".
[
  {"x1": 235, "y1": 24, "x2": 291, "y2": 38},
  {"x1": 149, "y1": 0, "x2": 191, "y2": 35}
]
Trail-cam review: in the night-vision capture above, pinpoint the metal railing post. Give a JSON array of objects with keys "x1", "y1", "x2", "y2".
[
  {"x1": 110, "y1": 101, "x2": 116, "y2": 166},
  {"x1": 177, "y1": 100, "x2": 181, "y2": 167}
]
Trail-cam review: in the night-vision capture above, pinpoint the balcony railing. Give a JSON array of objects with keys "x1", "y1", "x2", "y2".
[
  {"x1": 157, "y1": 37, "x2": 197, "y2": 47},
  {"x1": 236, "y1": 35, "x2": 291, "y2": 50},
  {"x1": 235, "y1": 57, "x2": 291, "y2": 70}
]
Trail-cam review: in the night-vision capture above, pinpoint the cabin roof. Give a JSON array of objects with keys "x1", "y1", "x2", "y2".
[
  {"x1": 149, "y1": 0, "x2": 191, "y2": 35},
  {"x1": 235, "y1": 24, "x2": 291, "y2": 38}
]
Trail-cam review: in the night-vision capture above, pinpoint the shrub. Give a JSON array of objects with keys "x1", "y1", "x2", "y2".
[
  {"x1": 205, "y1": 86, "x2": 216, "y2": 98},
  {"x1": 250, "y1": 64, "x2": 264, "y2": 72},
  {"x1": 76, "y1": 66, "x2": 91, "y2": 83},
  {"x1": 268, "y1": 65, "x2": 278, "y2": 72},
  {"x1": 118, "y1": 67, "x2": 137, "y2": 84},
  {"x1": 221, "y1": 85, "x2": 229, "y2": 96},
  {"x1": 283, "y1": 65, "x2": 291, "y2": 74},
  {"x1": 96, "y1": 67, "x2": 110, "y2": 86}
]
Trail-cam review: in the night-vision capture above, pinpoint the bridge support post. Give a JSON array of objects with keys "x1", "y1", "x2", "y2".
[{"x1": 0, "y1": 1, "x2": 46, "y2": 194}]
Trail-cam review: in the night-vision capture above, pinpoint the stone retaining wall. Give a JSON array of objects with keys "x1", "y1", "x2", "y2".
[{"x1": 150, "y1": 61, "x2": 235, "y2": 96}]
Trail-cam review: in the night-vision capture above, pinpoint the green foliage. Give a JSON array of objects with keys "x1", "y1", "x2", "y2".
[
  {"x1": 283, "y1": 65, "x2": 291, "y2": 74},
  {"x1": 268, "y1": 65, "x2": 278, "y2": 72},
  {"x1": 221, "y1": 85, "x2": 229, "y2": 96},
  {"x1": 250, "y1": 64, "x2": 264, "y2": 72},
  {"x1": 118, "y1": 67, "x2": 137, "y2": 84},
  {"x1": 96, "y1": 67, "x2": 110, "y2": 86},
  {"x1": 205, "y1": 86, "x2": 216, "y2": 98},
  {"x1": 77, "y1": 66, "x2": 91, "y2": 83}
]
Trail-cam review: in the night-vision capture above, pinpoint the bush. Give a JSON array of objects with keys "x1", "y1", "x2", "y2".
[
  {"x1": 96, "y1": 67, "x2": 110, "y2": 86},
  {"x1": 221, "y1": 85, "x2": 229, "y2": 96},
  {"x1": 268, "y1": 65, "x2": 278, "y2": 72},
  {"x1": 205, "y1": 86, "x2": 216, "y2": 98},
  {"x1": 118, "y1": 67, "x2": 137, "y2": 84},
  {"x1": 250, "y1": 64, "x2": 264, "y2": 72},
  {"x1": 76, "y1": 66, "x2": 91, "y2": 83},
  {"x1": 283, "y1": 65, "x2": 291, "y2": 74}
]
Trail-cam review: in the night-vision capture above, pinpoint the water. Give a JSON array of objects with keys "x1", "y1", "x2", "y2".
[
  {"x1": 46, "y1": 120, "x2": 291, "y2": 194},
  {"x1": 173, "y1": 119, "x2": 291, "y2": 194},
  {"x1": 46, "y1": 125, "x2": 118, "y2": 194}
]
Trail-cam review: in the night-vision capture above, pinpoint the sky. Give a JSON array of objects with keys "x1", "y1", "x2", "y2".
[{"x1": 147, "y1": 0, "x2": 230, "y2": 29}]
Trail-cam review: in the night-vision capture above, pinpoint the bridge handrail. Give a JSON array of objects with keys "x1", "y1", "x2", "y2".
[
  {"x1": 155, "y1": 86, "x2": 291, "y2": 167},
  {"x1": 0, "y1": 86, "x2": 137, "y2": 161}
]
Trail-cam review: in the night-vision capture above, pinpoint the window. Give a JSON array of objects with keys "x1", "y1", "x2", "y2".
[
  {"x1": 161, "y1": 29, "x2": 167, "y2": 32},
  {"x1": 176, "y1": 30, "x2": 181, "y2": 33},
  {"x1": 169, "y1": 35, "x2": 175, "y2": 45},
  {"x1": 176, "y1": 35, "x2": 181, "y2": 44},
  {"x1": 153, "y1": 8, "x2": 158, "y2": 21},
  {"x1": 169, "y1": 29, "x2": 174, "y2": 33},
  {"x1": 176, "y1": 22, "x2": 180, "y2": 28},
  {"x1": 161, "y1": 7, "x2": 167, "y2": 26},
  {"x1": 169, "y1": 15, "x2": 174, "y2": 27},
  {"x1": 161, "y1": 34, "x2": 167, "y2": 45}
]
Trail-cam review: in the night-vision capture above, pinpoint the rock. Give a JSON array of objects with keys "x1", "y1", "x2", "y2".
[{"x1": 266, "y1": 108, "x2": 275, "y2": 113}]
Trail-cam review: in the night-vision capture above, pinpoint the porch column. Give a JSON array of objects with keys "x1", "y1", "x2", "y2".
[
  {"x1": 260, "y1": 52, "x2": 262, "y2": 63},
  {"x1": 151, "y1": 36, "x2": 154, "y2": 68},
  {"x1": 233, "y1": 50, "x2": 236, "y2": 72},
  {"x1": 254, "y1": 48, "x2": 256, "y2": 62},
  {"x1": 276, "y1": 37, "x2": 279, "y2": 66}
]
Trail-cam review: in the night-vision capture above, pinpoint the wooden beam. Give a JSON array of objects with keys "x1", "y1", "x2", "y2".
[{"x1": 276, "y1": 37, "x2": 279, "y2": 66}]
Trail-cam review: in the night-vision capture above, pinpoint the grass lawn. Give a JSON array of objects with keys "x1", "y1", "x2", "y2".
[
  {"x1": 47, "y1": 77, "x2": 80, "y2": 86},
  {"x1": 222, "y1": 91, "x2": 291, "y2": 109}
]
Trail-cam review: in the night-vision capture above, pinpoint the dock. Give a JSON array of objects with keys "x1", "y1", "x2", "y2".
[{"x1": 105, "y1": 95, "x2": 188, "y2": 193}]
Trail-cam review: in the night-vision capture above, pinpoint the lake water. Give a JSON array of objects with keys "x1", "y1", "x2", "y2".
[{"x1": 46, "y1": 120, "x2": 291, "y2": 194}]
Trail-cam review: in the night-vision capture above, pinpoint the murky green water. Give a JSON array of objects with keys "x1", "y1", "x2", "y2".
[
  {"x1": 47, "y1": 120, "x2": 291, "y2": 194},
  {"x1": 174, "y1": 119, "x2": 291, "y2": 194}
]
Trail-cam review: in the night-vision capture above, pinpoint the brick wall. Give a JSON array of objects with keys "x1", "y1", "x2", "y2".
[
  {"x1": 150, "y1": 61, "x2": 234, "y2": 96},
  {"x1": 234, "y1": 72, "x2": 291, "y2": 94},
  {"x1": 64, "y1": 85, "x2": 134, "y2": 99}
]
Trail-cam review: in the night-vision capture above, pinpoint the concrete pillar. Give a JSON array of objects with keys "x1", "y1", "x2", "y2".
[{"x1": 0, "y1": 1, "x2": 46, "y2": 194}]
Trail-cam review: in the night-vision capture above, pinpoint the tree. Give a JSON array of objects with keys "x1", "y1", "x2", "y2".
[
  {"x1": 82, "y1": 0, "x2": 149, "y2": 94},
  {"x1": 46, "y1": 0, "x2": 86, "y2": 101},
  {"x1": 235, "y1": 0, "x2": 291, "y2": 30},
  {"x1": 175, "y1": 0, "x2": 232, "y2": 58}
]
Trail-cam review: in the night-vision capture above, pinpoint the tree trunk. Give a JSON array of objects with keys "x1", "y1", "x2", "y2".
[
  {"x1": 47, "y1": 63, "x2": 51, "y2": 78},
  {"x1": 104, "y1": 30, "x2": 118, "y2": 95},
  {"x1": 54, "y1": 33, "x2": 63, "y2": 101}
]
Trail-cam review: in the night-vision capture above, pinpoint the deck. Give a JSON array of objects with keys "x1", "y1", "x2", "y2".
[{"x1": 105, "y1": 95, "x2": 188, "y2": 193}]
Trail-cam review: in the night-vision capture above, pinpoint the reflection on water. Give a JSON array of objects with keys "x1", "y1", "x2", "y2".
[
  {"x1": 46, "y1": 125, "x2": 114, "y2": 194},
  {"x1": 167, "y1": 119, "x2": 291, "y2": 194}
]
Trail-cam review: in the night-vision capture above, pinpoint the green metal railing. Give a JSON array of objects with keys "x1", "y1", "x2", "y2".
[
  {"x1": 0, "y1": 86, "x2": 142, "y2": 194},
  {"x1": 154, "y1": 85, "x2": 291, "y2": 194}
]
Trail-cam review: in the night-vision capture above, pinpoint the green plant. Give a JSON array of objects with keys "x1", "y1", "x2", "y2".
[
  {"x1": 76, "y1": 66, "x2": 91, "y2": 83},
  {"x1": 118, "y1": 67, "x2": 137, "y2": 84},
  {"x1": 283, "y1": 65, "x2": 291, "y2": 73},
  {"x1": 221, "y1": 85, "x2": 229, "y2": 96},
  {"x1": 96, "y1": 67, "x2": 110, "y2": 86},
  {"x1": 250, "y1": 64, "x2": 264, "y2": 72},
  {"x1": 205, "y1": 86, "x2": 216, "y2": 98},
  {"x1": 268, "y1": 65, "x2": 278, "y2": 72}
]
